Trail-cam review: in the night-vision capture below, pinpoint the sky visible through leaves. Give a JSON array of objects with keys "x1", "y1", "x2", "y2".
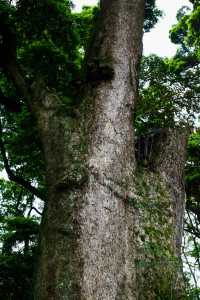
[{"x1": 72, "y1": 0, "x2": 192, "y2": 57}]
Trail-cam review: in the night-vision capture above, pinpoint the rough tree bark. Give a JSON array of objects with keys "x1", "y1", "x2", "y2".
[
  {"x1": 3, "y1": 0, "x2": 188, "y2": 299},
  {"x1": 33, "y1": 1, "x2": 145, "y2": 299},
  {"x1": 135, "y1": 128, "x2": 189, "y2": 300}
]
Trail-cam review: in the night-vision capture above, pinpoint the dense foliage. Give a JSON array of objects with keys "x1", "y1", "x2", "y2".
[{"x1": 136, "y1": 54, "x2": 200, "y2": 135}]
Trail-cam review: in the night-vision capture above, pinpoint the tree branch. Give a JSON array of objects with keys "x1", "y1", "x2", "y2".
[
  {"x1": 186, "y1": 202, "x2": 200, "y2": 223},
  {"x1": 0, "y1": 121, "x2": 45, "y2": 201},
  {"x1": 0, "y1": 88, "x2": 21, "y2": 113},
  {"x1": 28, "y1": 206, "x2": 42, "y2": 216},
  {"x1": 5, "y1": 61, "x2": 31, "y2": 103},
  {"x1": 27, "y1": 194, "x2": 42, "y2": 217}
]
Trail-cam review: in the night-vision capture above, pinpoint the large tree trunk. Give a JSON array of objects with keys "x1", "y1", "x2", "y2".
[{"x1": 33, "y1": 1, "x2": 187, "y2": 299}]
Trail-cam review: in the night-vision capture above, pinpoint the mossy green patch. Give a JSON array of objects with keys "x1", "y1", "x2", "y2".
[{"x1": 133, "y1": 169, "x2": 186, "y2": 299}]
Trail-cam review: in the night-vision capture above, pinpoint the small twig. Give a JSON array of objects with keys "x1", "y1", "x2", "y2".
[{"x1": 29, "y1": 206, "x2": 42, "y2": 216}]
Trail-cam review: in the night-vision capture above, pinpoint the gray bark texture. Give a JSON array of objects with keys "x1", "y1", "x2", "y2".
[
  {"x1": 133, "y1": 128, "x2": 189, "y2": 300},
  {"x1": 32, "y1": 1, "x2": 188, "y2": 299}
]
